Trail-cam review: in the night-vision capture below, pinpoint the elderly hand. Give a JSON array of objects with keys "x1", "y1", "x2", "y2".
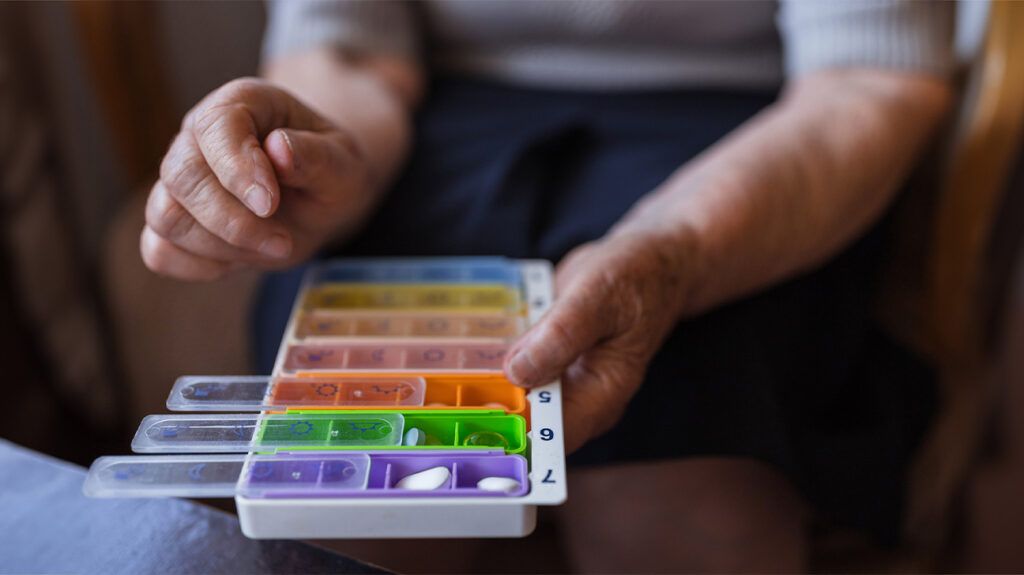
[
  {"x1": 142, "y1": 78, "x2": 374, "y2": 280},
  {"x1": 504, "y1": 230, "x2": 693, "y2": 453}
]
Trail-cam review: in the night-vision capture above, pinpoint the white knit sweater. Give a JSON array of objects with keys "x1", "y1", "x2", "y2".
[{"x1": 263, "y1": 0, "x2": 954, "y2": 90}]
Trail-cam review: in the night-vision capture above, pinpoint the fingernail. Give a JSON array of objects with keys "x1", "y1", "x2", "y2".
[
  {"x1": 278, "y1": 130, "x2": 298, "y2": 170},
  {"x1": 506, "y1": 348, "x2": 539, "y2": 387},
  {"x1": 259, "y1": 234, "x2": 291, "y2": 259},
  {"x1": 244, "y1": 184, "x2": 272, "y2": 217}
]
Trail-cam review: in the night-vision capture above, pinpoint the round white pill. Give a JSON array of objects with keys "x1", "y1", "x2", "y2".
[
  {"x1": 476, "y1": 476, "x2": 521, "y2": 493},
  {"x1": 403, "y1": 427, "x2": 426, "y2": 446},
  {"x1": 395, "y1": 466, "x2": 451, "y2": 491}
]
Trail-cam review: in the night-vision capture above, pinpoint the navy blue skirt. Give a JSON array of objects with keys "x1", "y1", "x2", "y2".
[{"x1": 253, "y1": 78, "x2": 935, "y2": 544}]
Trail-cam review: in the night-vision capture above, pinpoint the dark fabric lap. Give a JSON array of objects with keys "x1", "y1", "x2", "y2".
[{"x1": 252, "y1": 77, "x2": 935, "y2": 543}]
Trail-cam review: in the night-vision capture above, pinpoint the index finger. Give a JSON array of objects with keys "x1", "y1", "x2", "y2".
[{"x1": 185, "y1": 79, "x2": 326, "y2": 218}]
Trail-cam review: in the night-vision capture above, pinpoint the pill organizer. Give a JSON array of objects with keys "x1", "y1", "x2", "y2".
[{"x1": 84, "y1": 257, "x2": 566, "y2": 538}]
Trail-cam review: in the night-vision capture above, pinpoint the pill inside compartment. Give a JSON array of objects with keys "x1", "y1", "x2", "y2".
[
  {"x1": 448, "y1": 379, "x2": 525, "y2": 413},
  {"x1": 399, "y1": 412, "x2": 527, "y2": 454},
  {"x1": 368, "y1": 452, "x2": 529, "y2": 497}
]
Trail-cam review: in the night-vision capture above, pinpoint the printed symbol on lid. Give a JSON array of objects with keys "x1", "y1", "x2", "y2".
[
  {"x1": 423, "y1": 292, "x2": 449, "y2": 304},
  {"x1": 183, "y1": 384, "x2": 211, "y2": 398},
  {"x1": 289, "y1": 421, "x2": 314, "y2": 436},
  {"x1": 426, "y1": 318, "x2": 449, "y2": 332},
  {"x1": 471, "y1": 292, "x2": 503, "y2": 305},
  {"x1": 336, "y1": 420, "x2": 392, "y2": 440},
  {"x1": 316, "y1": 321, "x2": 334, "y2": 333},
  {"x1": 187, "y1": 463, "x2": 206, "y2": 482},
  {"x1": 423, "y1": 349, "x2": 445, "y2": 362},
  {"x1": 113, "y1": 464, "x2": 146, "y2": 481},
  {"x1": 370, "y1": 349, "x2": 386, "y2": 362},
  {"x1": 250, "y1": 462, "x2": 274, "y2": 479},
  {"x1": 476, "y1": 349, "x2": 506, "y2": 360},
  {"x1": 315, "y1": 383, "x2": 339, "y2": 397},
  {"x1": 373, "y1": 319, "x2": 391, "y2": 333},
  {"x1": 322, "y1": 460, "x2": 357, "y2": 481},
  {"x1": 302, "y1": 349, "x2": 334, "y2": 362},
  {"x1": 231, "y1": 424, "x2": 249, "y2": 440},
  {"x1": 532, "y1": 298, "x2": 545, "y2": 308},
  {"x1": 477, "y1": 319, "x2": 507, "y2": 330},
  {"x1": 161, "y1": 425, "x2": 181, "y2": 438}
]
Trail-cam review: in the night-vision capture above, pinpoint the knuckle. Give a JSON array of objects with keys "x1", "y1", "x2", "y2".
[
  {"x1": 220, "y1": 212, "x2": 261, "y2": 248},
  {"x1": 542, "y1": 314, "x2": 579, "y2": 358},
  {"x1": 219, "y1": 77, "x2": 266, "y2": 101},
  {"x1": 161, "y1": 151, "x2": 209, "y2": 202},
  {"x1": 192, "y1": 104, "x2": 236, "y2": 142},
  {"x1": 155, "y1": 200, "x2": 194, "y2": 242}
]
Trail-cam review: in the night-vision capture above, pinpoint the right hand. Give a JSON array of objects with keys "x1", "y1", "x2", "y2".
[{"x1": 142, "y1": 77, "x2": 375, "y2": 280}]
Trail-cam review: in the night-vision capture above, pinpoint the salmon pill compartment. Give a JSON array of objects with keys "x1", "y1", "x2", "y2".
[{"x1": 84, "y1": 257, "x2": 566, "y2": 538}]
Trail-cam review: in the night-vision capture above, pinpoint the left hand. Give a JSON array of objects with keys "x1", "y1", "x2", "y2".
[{"x1": 504, "y1": 231, "x2": 693, "y2": 453}]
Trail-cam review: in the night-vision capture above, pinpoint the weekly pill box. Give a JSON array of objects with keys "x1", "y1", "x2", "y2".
[{"x1": 85, "y1": 257, "x2": 566, "y2": 538}]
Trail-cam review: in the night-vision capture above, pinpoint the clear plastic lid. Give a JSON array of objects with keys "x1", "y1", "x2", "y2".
[
  {"x1": 308, "y1": 257, "x2": 521, "y2": 286},
  {"x1": 131, "y1": 413, "x2": 405, "y2": 453},
  {"x1": 83, "y1": 453, "x2": 372, "y2": 499},
  {"x1": 293, "y1": 311, "x2": 526, "y2": 340},
  {"x1": 282, "y1": 341, "x2": 509, "y2": 374},
  {"x1": 302, "y1": 284, "x2": 522, "y2": 313},
  {"x1": 167, "y1": 376, "x2": 426, "y2": 411},
  {"x1": 237, "y1": 453, "x2": 371, "y2": 498},
  {"x1": 83, "y1": 454, "x2": 245, "y2": 497}
]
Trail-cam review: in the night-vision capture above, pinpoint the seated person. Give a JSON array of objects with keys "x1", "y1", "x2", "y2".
[{"x1": 140, "y1": 0, "x2": 953, "y2": 571}]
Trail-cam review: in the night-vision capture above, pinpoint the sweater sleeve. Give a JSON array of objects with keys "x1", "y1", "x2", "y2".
[
  {"x1": 778, "y1": 0, "x2": 955, "y2": 78},
  {"x1": 262, "y1": 0, "x2": 420, "y2": 63}
]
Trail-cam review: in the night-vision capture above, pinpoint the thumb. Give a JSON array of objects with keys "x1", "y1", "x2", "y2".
[
  {"x1": 504, "y1": 278, "x2": 613, "y2": 388},
  {"x1": 263, "y1": 128, "x2": 365, "y2": 197},
  {"x1": 559, "y1": 344, "x2": 643, "y2": 453}
]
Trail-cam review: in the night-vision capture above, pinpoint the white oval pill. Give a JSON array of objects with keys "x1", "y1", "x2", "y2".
[
  {"x1": 476, "y1": 476, "x2": 521, "y2": 493},
  {"x1": 395, "y1": 466, "x2": 451, "y2": 491},
  {"x1": 403, "y1": 427, "x2": 426, "y2": 446}
]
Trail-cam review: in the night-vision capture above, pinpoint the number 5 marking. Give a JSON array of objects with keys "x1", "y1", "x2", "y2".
[{"x1": 538, "y1": 391, "x2": 551, "y2": 403}]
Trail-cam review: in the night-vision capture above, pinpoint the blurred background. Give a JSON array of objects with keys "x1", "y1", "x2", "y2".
[
  {"x1": 1, "y1": 0, "x2": 1023, "y2": 571},
  {"x1": 0, "y1": 1, "x2": 265, "y2": 459}
]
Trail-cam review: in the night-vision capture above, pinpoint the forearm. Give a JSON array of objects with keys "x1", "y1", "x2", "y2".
[
  {"x1": 262, "y1": 47, "x2": 423, "y2": 192},
  {"x1": 614, "y1": 69, "x2": 952, "y2": 318}
]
